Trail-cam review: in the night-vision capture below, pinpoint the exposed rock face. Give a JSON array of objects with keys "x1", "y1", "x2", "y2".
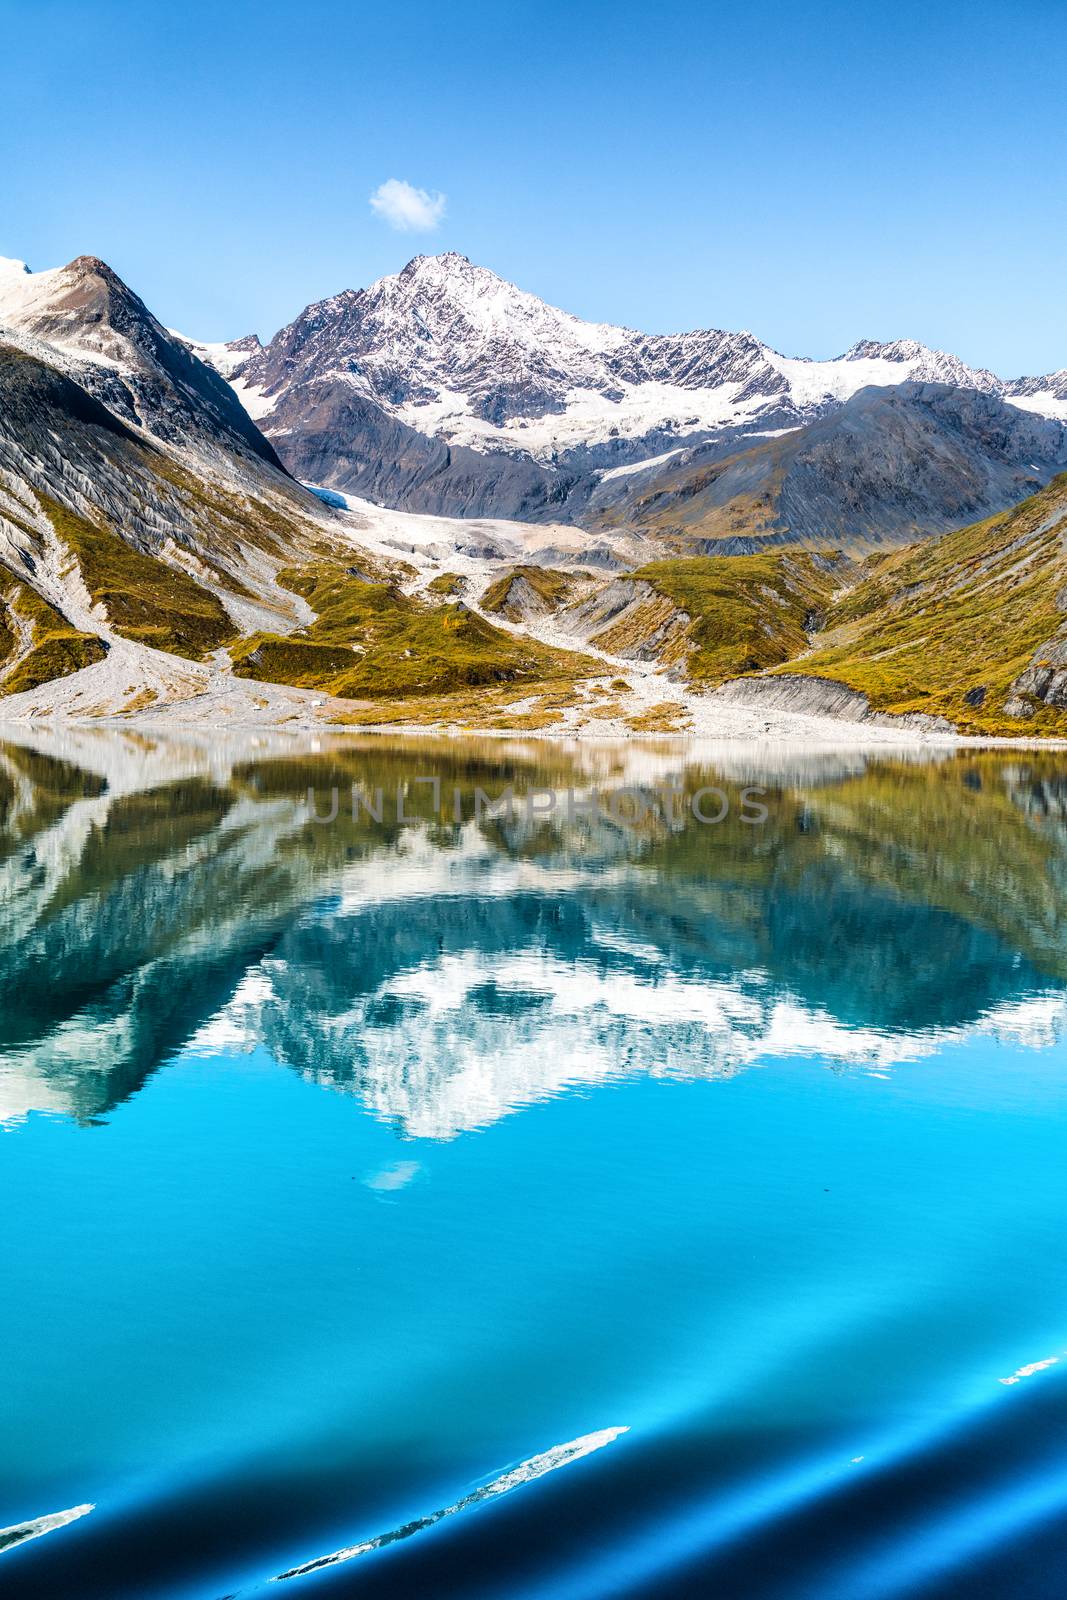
[
  {"x1": 0, "y1": 344, "x2": 143, "y2": 623},
  {"x1": 0, "y1": 262, "x2": 363, "y2": 647},
  {"x1": 594, "y1": 384, "x2": 1067, "y2": 552},
  {"x1": 782, "y1": 386, "x2": 1067, "y2": 540},
  {"x1": 259, "y1": 376, "x2": 581, "y2": 519},
  {"x1": 1006, "y1": 368, "x2": 1067, "y2": 407},
  {"x1": 711, "y1": 672, "x2": 956, "y2": 732},
  {"x1": 0, "y1": 341, "x2": 320, "y2": 568},
  {"x1": 478, "y1": 568, "x2": 581, "y2": 624},
  {"x1": 1008, "y1": 635, "x2": 1067, "y2": 712},
  {"x1": 0, "y1": 332, "x2": 362, "y2": 682},
  {"x1": 554, "y1": 578, "x2": 691, "y2": 662},
  {"x1": 497, "y1": 575, "x2": 552, "y2": 620}
]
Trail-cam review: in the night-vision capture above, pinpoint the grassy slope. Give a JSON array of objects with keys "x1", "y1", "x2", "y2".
[
  {"x1": 231, "y1": 563, "x2": 597, "y2": 701},
  {"x1": 46, "y1": 498, "x2": 237, "y2": 659},
  {"x1": 627, "y1": 551, "x2": 840, "y2": 685},
  {"x1": 9, "y1": 455, "x2": 1067, "y2": 738},
  {"x1": 0, "y1": 564, "x2": 107, "y2": 695},
  {"x1": 776, "y1": 474, "x2": 1067, "y2": 735},
  {"x1": 480, "y1": 566, "x2": 577, "y2": 618}
]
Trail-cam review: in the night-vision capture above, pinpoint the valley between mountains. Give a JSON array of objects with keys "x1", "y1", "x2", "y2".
[{"x1": 1, "y1": 249, "x2": 1067, "y2": 739}]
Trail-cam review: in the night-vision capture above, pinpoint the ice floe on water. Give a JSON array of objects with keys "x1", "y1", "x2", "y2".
[
  {"x1": 272, "y1": 1427, "x2": 628, "y2": 1581},
  {"x1": 999, "y1": 1353, "x2": 1063, "y2": 1386},
  {"x1": 0, "y1": 1503, "x2": 93, "y2": 1557}
]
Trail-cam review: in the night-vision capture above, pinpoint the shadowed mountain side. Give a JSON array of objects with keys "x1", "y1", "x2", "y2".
[
  {"x1": 0, "y1": 341, "x2": 371, "y2": 649},
  {"x1": 262, "y1": 378, "x2": 589, "y2": 520}
]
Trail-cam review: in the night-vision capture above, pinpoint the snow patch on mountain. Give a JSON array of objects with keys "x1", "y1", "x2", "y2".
[
  {"x1": 395, "y1": 374, "x2": 760, "y2": 459},
  {"x1": 1009, "y1": 391, "x2": 1067, "y2": 422},
  {"x1": 766, "y1": 343, "x2": 1001, "y2": 408},
  {"x1": 307, "y1": 484, "x2": 650, "y2": 569},
  {"x1": 599, "y1": 446, "x2": 688, "y2": 481},
  {"x1": 0, "y1": 255, "x2": 33, "y2": 285},
  {"x1": 0, "y1": 256, "x2": 123, "y2": 370},
  {"x1": 177, "y1": 332, "x2": 262, "y2": 381},
  {"x1": 175, "y1": 331, "x2": 276, "y2": 417},
  {"x1": 1005, "y1": 370, "x2": 1067, "y2": 422}
]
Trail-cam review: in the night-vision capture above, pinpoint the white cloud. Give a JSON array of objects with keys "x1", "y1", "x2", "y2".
[{"x1": 369, "y1": 178, "x2": 447, "y2": 233}]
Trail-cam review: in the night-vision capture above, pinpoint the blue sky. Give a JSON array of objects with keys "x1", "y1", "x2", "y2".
[{"x1": 2, "y1": 0, "x2": 1064, "y2": 374}]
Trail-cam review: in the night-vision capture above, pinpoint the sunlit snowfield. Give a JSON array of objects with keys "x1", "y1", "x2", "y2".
[{"x1": 3, "y1": 729, "x2": 1067, "y2": 1600}]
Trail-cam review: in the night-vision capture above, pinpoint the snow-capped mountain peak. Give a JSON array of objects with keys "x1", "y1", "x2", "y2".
[
  {"x1": 0, "y1": 256, "x2": 70, "y2": 339},
  {"x1": 0, "y1": 253, "x2": 171, "y2": 372},
  {"x1": 392, "y1": 250, "x2": 629, "y2": 352},
  {"x1": 0, "y1": 253, "x2": 281, "y2": 464},
  {"x1": 841, "y1": 337, "x2": 1002, "y2": 393},
  {"x1": 846, "y1": 337, "x2": 943, "y2": 363},
  {"x1": 223, "y1": 251, "x2": 1055, "y2": 477}
]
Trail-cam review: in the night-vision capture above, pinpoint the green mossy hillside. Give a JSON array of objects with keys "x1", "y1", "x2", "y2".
[
  {"x1": 231, "y1": 563, "x2": 597, "y2": 700},
  {"x1": 775, "y1": 474, "x2": 1067, "y2": 736},
  {"x1": 630, "y1": 551, "x2": 841, "y2": 684},
  {"x1": 47, "y1": 498, "x2": 237, "y2": 659}
]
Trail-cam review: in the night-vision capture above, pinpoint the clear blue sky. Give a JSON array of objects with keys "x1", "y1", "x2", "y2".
[{"x1": 2, "y1": 0, "x2": 1064, "y2": 375}]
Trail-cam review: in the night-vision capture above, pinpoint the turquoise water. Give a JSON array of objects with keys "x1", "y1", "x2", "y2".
[{"x1": 2, "y1": 731, "x2": 1067, "y2": 1598}]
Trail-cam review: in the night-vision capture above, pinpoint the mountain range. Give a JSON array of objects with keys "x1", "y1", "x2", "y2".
[
  {"x1": 1, "y1": 246, "x2": 1067, "y2": 736},
  {"x1": 184, "y1": 250, "x2": 1067, "y2": 537}
]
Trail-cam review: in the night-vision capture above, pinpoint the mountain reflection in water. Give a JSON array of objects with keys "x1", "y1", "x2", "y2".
[{"x1": 2, "y1": 729, "x2": 1065, "y2": 1132}]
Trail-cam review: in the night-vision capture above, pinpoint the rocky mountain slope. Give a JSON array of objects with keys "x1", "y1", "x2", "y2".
[
  {"x1": 463, "y1": 473, "x2": 1067, "y2": 736},
  {"x1": 0, "y1": 255, "x2": 279, "y2": 464},
  {"x1": 587, "y1": 382, "x2": 1067, "y2": 553},
  {"x1": 746, "y1": 471, "x2": 1067, "y2": 735},
  {"x1": 199, "y1": 252, "x2": 1067, "y2": 532}
]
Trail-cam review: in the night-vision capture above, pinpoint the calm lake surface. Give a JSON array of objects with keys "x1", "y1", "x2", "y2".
[{"x1": 3, "y1": 729, "x2": 1067, "y2": 1599}]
